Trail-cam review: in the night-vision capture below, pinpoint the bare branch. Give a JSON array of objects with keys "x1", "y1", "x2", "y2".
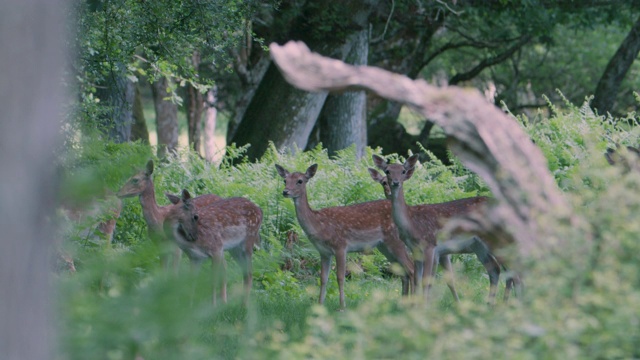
[{"x1": 269, "y1": 40, "x2": 572, "y2": 259}]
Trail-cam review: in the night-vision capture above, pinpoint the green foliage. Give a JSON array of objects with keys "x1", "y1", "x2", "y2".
[{"x1": 58, "y1": 101, "x2": 640, "y2": 359}]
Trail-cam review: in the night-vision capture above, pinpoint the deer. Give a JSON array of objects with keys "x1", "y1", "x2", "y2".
[
  {"x1": 605, "y1": 145, "x2": 640, "y2": 172},
  {"x1": 163, "y1": 189, "x2": 262, "y2": 305},
  {"x1": 117, "y1": 160, "x2": 221, "y2": 269},
  {"x1": 372, "y1": 154, "x2": 513, "y2": 304},
  {"x1": 275, "y1": 163, "x2": 423, "y2": 310}
]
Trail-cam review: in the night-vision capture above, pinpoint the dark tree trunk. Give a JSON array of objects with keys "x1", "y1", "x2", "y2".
[
  {"x1": 230, "y1": 0, "x2": 381, "y2": 161},
  {"x1": 151, "y1": 77, "x2": 179, "y2": 158},
  {"x1": 592, "y1": 15, "x2": 640, "y2": 115},
  {"x1": 95, "y1": 67, "x2": 135, "y2": 143},
  {"x1": 231, "y1": 63, "x2": 329, "y2": 160},
  {"x1": 185, "y1": 52, "x2": 204, "y2": 154},
  {"x1": 1, "y1": 0, "x2": 65, "y2": 358},
  {"x1": 185, "y1": 84, "x2": 204, "y2": 153},
  {"x1": 367, "y1": 17, "x2": 441, "y2": 157},
  {"x1": 319, "y1": 29, "x2": 369, "y2": 159},
  {"x1": 130, "y1": 84, "x2": 149, "y2": 143}
]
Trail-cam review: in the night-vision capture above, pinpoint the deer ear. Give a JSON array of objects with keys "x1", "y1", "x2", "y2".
[
  {"x1": 368, "y1": 168, "x2": 384, "y2": 182},
  {"x1": 275, "y1": 164, "x2": 289, "y2": 178},
  {"x1": 404, "y1": 154, "x2": 419, "y2": 170},
  {"x1": 405, "y1": 166, "x2": 416, "y2": 180},
  {"x1": 145, "y1": 160, "x2": 154, "y2": 176},
  {"x1": 605, "y1": 149, "x2": 616, "y2": 165},
  {"x1": 306, "y1": 164, "x2": 318, "y2": 179},
  {"x1": 627, "y1": 146, "x2": 640, "y2": 158},
  {"x1": 181, "y1": 189, "x2": 192, "y2": 201},
  {"x1": 372, "y1": 155, "x2": 387, "y2": 171},
  {"x1": 166, "y1": 193, "x2": 181, "y2": 204}
]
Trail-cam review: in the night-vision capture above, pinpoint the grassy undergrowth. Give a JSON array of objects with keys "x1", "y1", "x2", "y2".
[{"x1": 57, "y1": 99, "x2": 640, "y2": 359}]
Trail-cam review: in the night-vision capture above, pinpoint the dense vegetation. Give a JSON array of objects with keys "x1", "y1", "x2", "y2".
[{"x1": 56, "y1": 97, "x2": 640, "y2": 359}]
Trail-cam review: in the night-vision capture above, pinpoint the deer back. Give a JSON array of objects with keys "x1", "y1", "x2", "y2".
[{"x1": 166, "y1": 193, "x2": 262, "y2": 260}]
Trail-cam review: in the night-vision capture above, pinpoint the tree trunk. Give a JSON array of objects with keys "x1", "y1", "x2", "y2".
[
  {"x1": 185, "y1": 84, "x2": 204, "y2": 154},
  {"x1": 186, "y1": 52, "x2": 204, "y2": 154},
  {"x1": 229, "y1": 0, "x2": 380, "y2": 161},
  {"x1": 96, "y1": 67, "x2": 135, "y2": 143},
  {"x1": 229, "y1": 61, "x2": 329, "y2": 161},
  {"x1": 203, "y1": 88, "x2": 219, "y2": 162},
  {"x1": 1, "y1": 0, "x2": 64, "y2": 358},
  {"x1": 367, "y1": 21, "x2": 440, "y2": 157},
  {"x1": 130, "y1": 83, "x2": 149, "y2": 144},
  {"x1": 270, "y1": 40, "x2": 572, "y2": 259},
  {"x1": 319, "y1": 29, "x2": 369, "y2": 159},
  {"x1": 151, "y1": 77, "x2": 179, "y2": 158},
  {"x1": 592, "y1": 15, "x2": 640, "y2": 115}
]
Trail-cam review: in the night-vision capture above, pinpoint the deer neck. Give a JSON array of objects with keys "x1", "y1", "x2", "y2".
[
  {"x1": 138, "y1": 181, "x2": 165, "y2": 229},
  {"x1": 291, "y1": 191, "x2": 321, "y2": 237},
  {"x1": 390, "y1": 185, "x2": 413, "y2": 233}
]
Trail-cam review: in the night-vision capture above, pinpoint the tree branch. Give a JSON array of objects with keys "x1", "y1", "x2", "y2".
[{"x1": 269, "y1": 40, "x2": 572, "y2": 260}]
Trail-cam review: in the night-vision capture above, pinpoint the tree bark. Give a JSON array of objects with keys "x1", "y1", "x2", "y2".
[
  {"x1": 269, "y1": 40, "x2": 572, "y2": 259},
  {"x1": 203, "y1": 88, "x2": 219, "y2": 162},
  {"x1": 230, "y1": 0, "x2": 381, "y2": 161},
  {"x1": 230, "y1": 62, "x2": 329, "y2": 160},
  {"x1": 592, "y1": 15, "x2": 640, "y2": 115},
  {"x1": 96, "y1": 68, "x2": 135, "y2": 143},
  {"x1": 151, "y1": 77, "x2": 179, "y2": 158},
  {"x1": 185, "y1": 52, "x2": 204, "y2": 154},
  {"x1": 1, "y1": 0, "x2": 64, "y2": 358},
  {"x1": 319, "y1": 29, "x2": 369, "y2": 159},
  {"x1": 130, "y1": 83, "x2": 149, "y2": 144}
]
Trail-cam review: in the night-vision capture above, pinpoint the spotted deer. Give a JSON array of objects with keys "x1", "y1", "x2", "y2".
[
  {"x1": 372, "y1": 154, "x2": 511, "y2": 303},
  {"x1": 117, "y1": 160, "x2": 221, "y2": 269},
  {"x1": 275, "y1": 163, "x2": 422, "y2": 310},
  {"x1": 164, "y1": 189, "x2": 262, "y2": 305}
]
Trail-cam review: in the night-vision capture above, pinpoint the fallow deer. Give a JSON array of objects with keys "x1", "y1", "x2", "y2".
[
  {"x1": 372, "y1": 154, "x2": 507, "y2": 303},
  {"x1": 276, "y1": 163, "x2": 418, "y2": 309},
  {"x1": 117, "y1": 160, "x2": 221, "y2": 269},
  {"x1": 164, "y1": 189, "x2": 262, "y2": 305}
]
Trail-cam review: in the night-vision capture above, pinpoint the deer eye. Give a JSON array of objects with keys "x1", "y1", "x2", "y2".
[
  {"x1": 402, "y1": 170, "x2": 406, "y2": 175},
  {"x1": 385, "y1": 170, "x2": 390, "y2": 175},
  {"x1": 132, "y1": 178, "x2": 139, "y2": 184},
  {"x1": 297, "y1": 179, "x2": 303, "y2": 184},
  {"x1": 193, "y1": 214, "x2": 199, "y2": 222},
  {"x1": 382, "y1": 181, "x2": 387, "y2": 186}
]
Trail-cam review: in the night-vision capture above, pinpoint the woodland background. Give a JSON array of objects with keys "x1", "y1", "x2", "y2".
[{"x1": 3, "y1": 0, "x2": 640, "y2": 359}]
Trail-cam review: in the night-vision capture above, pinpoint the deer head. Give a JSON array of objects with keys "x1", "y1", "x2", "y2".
[
  {"x1": 117, "y1": 160, "x2": 155, "y2": 198},
  {"x1": 372, "y1": 154, "x2": 419, "y2": 190},
  {"x1": 165, "y1": 189, "x2": 199, "y2": 243},
  {"x1": 367, "y1": 168, "x2": 392, "y2": 199},
  {"x1": 275, "y1": 163, "x2": 317, "y2": 199}
]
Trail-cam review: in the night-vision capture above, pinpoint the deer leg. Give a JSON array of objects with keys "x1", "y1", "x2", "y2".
[
  {"x1": 504, "y1": 273, "x2": 514, "y2": 303},
  {"x1": 414, "y1": 259, "x2": 424, "y2": 294},
  {"x1": 318, "y1": 254, "x2": 332, "y2": 305},
  {"x1": 335, "y1": 248, "x2": 347, "y2": 310},
  {"x1": 437, "y1": 253, "x2": 460, "y2": 302},
  {"x1": 423, "y1": 245, "x2": 437, "y2": 302},
  {"x1": 468, "y1": 237, "x2": 500, "y2": 305},
  {"x1": 171, "y1": 247, "x2": 183, "y2": 274},
  {"x1": 377, "y1": 244, "x2": 414, "y2": 296},
  {"x1": 230, "y1": 246, "x2": 253, "y2": 305},
  {"x1": 211, "y1": 251, "x2": 226, "y2": 306}
]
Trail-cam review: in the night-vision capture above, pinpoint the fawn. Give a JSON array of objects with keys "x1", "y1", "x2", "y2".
[{"x1": 164, "y1": 189, "x2": 262, "y2": 305}]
